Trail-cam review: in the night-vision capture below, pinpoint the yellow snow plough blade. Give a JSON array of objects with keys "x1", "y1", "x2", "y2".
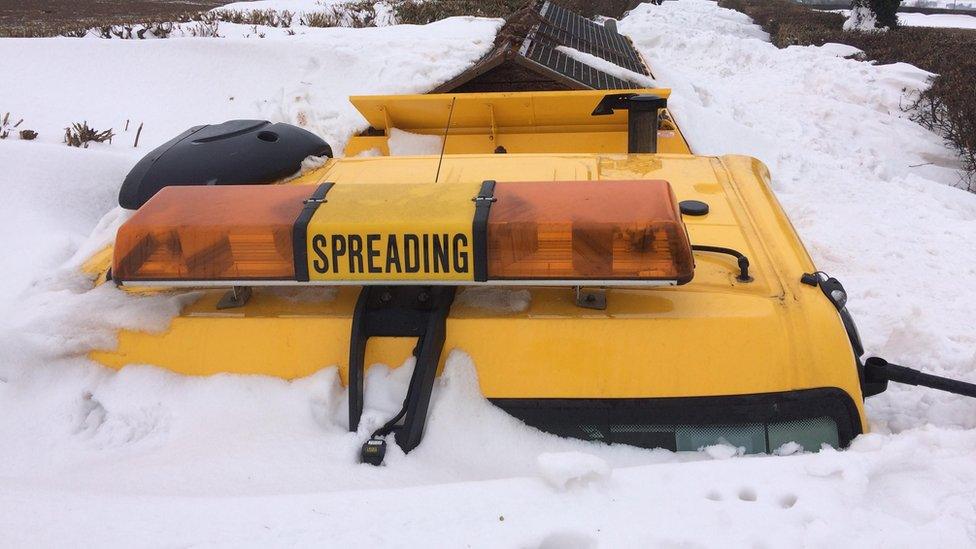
[
  {"x1": 84, "y1": 91, "x2": 868, "y2": 455},
  {"x1": 343, "y1": 89, "x2": 692, "y2": 156}
]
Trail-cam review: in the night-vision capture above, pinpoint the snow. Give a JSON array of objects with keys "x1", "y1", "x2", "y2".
[
  {"x1": 826, "y1": 9, "x2": 976, "y2": 28},
  {"x1": 0, "y1": 17, "x2": 499, "y2": 155},
  {"x1": 901, "y1": 0, "x2": 976, "y2": 9},
  {"x1": 813, "y1": 42, "x2": 866, "y2": 58},
  {"x1": 535, "y1": 452, "x2": 611, "y2": 490},
  {"x1": 898, "y1": 11, "x2": 976, "y2": 26},
  {"x1": 1, "y1": 0, "x2": 976, "y2": 545},
  {"x1": 455, "y1": 287, "x2": 532, "y2": 312},
  {"x1": 556, "y1": 45, "x2": 657, "y2": 87},
  {"x1": 703, "y1": 442, "x2": 745, "y2": 459},
  {"x1": 387, "y1": 127, "x2": 443, "y2": 155},
  {"x1": 845, "y1": 5, "x2": 883, "y2": 30}
]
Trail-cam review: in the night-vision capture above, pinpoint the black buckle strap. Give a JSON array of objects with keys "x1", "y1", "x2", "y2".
[
  {"x1": 292, "y1": 181, "x2": 334, "y2": 282},
  {"x1": 472, "y1": 180, "x2": 496, "y2": 282}
]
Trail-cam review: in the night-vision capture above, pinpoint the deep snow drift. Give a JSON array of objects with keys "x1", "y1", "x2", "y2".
[{"x1": 1, "y1": 1, "x2": 975, "y2": 547}]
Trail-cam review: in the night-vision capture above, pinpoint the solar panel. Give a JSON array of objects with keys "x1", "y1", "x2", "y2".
[
  {"x1": 520, "y1": 35, "x2": 641, "y2": 90},
  {"x1": 534, "y1": 21, "x2": 647, "y2": 75},
  {"x1": 535, "y1": 1, "x2": 649, "y2": 76}
]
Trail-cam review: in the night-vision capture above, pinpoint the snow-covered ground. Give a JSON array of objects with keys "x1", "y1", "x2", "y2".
[
  {"x1": 902, "y1": 0, "x2": 976, "y2": 10},
  {"x1": 898, "y1": 11, "x2": 976, "y2": 27},
  {"x1": 825, "y1": 8, "x2": 976, "y2": 28},
  {"x1": 1, "y1": 0, "x2": 975, "y2": 546}
]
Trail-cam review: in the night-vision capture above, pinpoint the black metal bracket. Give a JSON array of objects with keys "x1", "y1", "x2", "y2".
[
  {"x1": 864, "y1": 357, "x2": 976, "y2": 398},
  {"x1": 591, "y1": 93, "x2": 638, "y2": 116},
  {"x1": 591, "y1": 93, "x2": 668, "y2": 153},
  {"x1": 801, "y1": 272, "x2": 865, "y2": 357},
  {"x1": 801, "y1": 272, "x2": 882, "y2": 396},
  {"x1": 348, "y1": 285, "x2": 456, "y2": 464},
  {"x1": 472, "y1": 180, "x2": 496, "y2": 282},
  {"x1": 216, "y1": 286, "x2": 252, "y2": 309},
  {"x1": 574, "y1": 286, "x2": 607, "y2": 310}
]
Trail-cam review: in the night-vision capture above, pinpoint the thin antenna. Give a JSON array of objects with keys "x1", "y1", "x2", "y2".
[{"x1": 434, "y1": 96, "x2": 457, "y2": 183}]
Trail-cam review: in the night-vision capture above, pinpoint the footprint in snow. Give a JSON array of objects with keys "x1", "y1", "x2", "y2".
[
  {"x1": 738, "y1": 487, "x2": 758, "y2": 502},
  {"x1": 534, "y1": 531, "x2": 597, "y2": 549},
  {"x1": 704, "y1": 487, "x2": 798, "y2": 509}
]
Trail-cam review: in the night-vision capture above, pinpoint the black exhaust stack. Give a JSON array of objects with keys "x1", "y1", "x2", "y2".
[{"x1": 591, "y1": 93, "x2": 668, "y2": 153}]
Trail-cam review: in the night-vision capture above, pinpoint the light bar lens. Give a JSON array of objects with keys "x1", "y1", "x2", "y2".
[
  {"x1": 112, "y1": 181, "x2": 694, "y2": 286},
  {"x1": 113, "y1": 185, "x2": 312, "y2": 281},
  {"x1": 487, "y1": 180, "x2": 693, "y2": 282}
]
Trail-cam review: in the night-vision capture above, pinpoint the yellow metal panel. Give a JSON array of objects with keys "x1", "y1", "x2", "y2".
[
  {"x1": 350, "y1": 90, "x2": 669, "y2": 131},
  {"x1": 344, "y1": 90, "x2": 692, "y2": 156},
  {"x1": 305, "y1": 183, "x2": 478, "y2": 282}
]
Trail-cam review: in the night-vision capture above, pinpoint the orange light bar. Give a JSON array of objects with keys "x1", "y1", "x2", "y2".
[
  {"x1": 113, "y1": 185, "x2": 313, "y2": 282},
  {"x1": 486, "y1": 180, "x2": 694, "y2": 283},
  {"x1": 113, "y1": 180, "x2": 694, "y2": 287}
]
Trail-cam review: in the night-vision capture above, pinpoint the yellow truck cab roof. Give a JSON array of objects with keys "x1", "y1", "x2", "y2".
[{"x1": 91, "y1": 152, "x2": 867, "y2": 436}]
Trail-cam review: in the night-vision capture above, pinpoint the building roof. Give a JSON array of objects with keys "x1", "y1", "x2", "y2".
[{"x1": 432, "y1": 0, "x2": 652, "y2": 93}]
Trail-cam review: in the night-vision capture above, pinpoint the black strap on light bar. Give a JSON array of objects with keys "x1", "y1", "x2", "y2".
[
  {"x1": 472, "y1": 180, "x2": 496, "y2": 282},
  {"x1": 293, "y1": 181, "x2": 334, "y2": 282}
]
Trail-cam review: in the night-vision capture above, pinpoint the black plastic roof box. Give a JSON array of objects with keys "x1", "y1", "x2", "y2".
[{"x1": 118, "y1": 120, "x2": 332, "y2": 209}]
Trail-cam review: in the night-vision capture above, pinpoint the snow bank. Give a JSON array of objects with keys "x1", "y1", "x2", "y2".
[
  {"x1": 619, "y1": 4, "x2": 976, "y2": 440},
  {"x1": 0, "y1": 17, "x2": 499, "y2": 156}
]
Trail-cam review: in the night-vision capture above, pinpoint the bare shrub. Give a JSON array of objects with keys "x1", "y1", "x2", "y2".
[
  {"x1": 391, "y1": 0, "x2": 525, "y2": 24},
  {"x1": 19, "y1": 129, "x2": 38, "y2": 141},
  {"x1": 64, "y1": 122, "x2": 115, "y2": 148},
  {"x1": 186, "y1": 13, "x2": 221, "y2": 38},
  {"x1": 211, "y1": 9, "x2": 295, "y2": 27},
  {"x1": 0, "y1": 112, "x2": 24, "y2": 140},
  {"x1": 96, "y1": 21, "x2": 175, "y2": 39},
  {"x1": 300, "y1": 11, "x2": 341, "y2": 27},
  {"x1": 301, "y1": 2, "x2": 378, "y2": 28},
  {"x1": 61, "y1": 27, "x2": 90, "y2": 38},
  {"x1": 908, "y1": 81, "x2": 976, "y2": 192}
]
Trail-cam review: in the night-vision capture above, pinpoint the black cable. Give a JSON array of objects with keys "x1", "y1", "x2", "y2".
[
  {"x1": 372, "y1": 390, "x2": 411, "y2": 438},
  {"x1": 369, "y1": 338, "x2": 426, "y2": 439},
  {"x1": 691, "y1": 244, "x2": 752, "y2": 282}
]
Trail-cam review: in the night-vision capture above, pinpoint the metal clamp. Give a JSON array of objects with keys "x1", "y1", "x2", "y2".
[
  {"x1": 574, "y1": 287, "x2": 607, "y2": 310},
  {"x1": 217, "y1": 286, "x2": 252, "y2": 309}
]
